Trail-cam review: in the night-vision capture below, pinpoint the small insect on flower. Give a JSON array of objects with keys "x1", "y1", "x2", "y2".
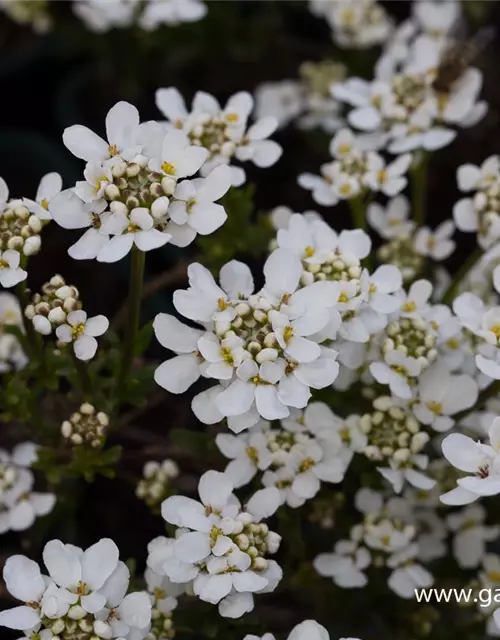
[{"x1": 432, "y1": 27, "x2": 496, "y2": 94}]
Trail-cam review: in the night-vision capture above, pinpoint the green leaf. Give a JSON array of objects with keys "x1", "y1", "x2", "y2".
[{"x1": 134, "y1": 320, "x2": 154, "y2": 357}]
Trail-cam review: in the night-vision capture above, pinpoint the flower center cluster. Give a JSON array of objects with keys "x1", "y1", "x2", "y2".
[
  {"x1": 359, "y1": 397, "x2": 429, "y2": 463},
  {"x1": 383, "y1": 317, "x2": 437, "y2": 364},
  {"x1": 378, "y1": 237, "x2": 424, "y2": 282},
  {"x1": 136, "y1": 459, "x2": 178, "y2": 510},
  {"x1": 61, "y1": 403, "x2": 109, "y2": 448},
  {"x1": 0, "y1": 200, "x2": 43, "y2": 256},
  {"x1": 187, "y1": 114, "x2": 239, "y2": 160},
  {"x1": 301, "y1": 248, "x2": 362, "y2": 287}
]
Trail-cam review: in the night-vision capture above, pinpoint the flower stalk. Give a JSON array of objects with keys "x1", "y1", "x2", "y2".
[
  {"x1": 441, "y1": 247, "x2": 483, "y2": 305},
  {"x1": 119, "y1": 246, "x2": 146, "y2": 396},
  {"x1": 410, "y1": 152, "x2": 429, "y2": 227}
]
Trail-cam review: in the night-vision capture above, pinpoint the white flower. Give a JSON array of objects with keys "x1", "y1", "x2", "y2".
[
  {"x1": 0, "y1": 250, "x2": 27, "y2": 288},
  {"x1": 453, "y1": 156, "x2": 500, "y2": 249},
  {"x1": 155, "y1": 88, "x2": 281, "y2": 186},
  {"x1": 139, "y1": 0, "x2": 207, "y2": 29},
  {"x1": 255, "y1": 80, "x2": 304, "y2": 128},
  {"x1": 370, "y1": 350, "x2": 422, "y2": 399},
  {"x1": 387, "y1": 544, "x2": 433, "y2": 598},
  {"x1": 314, "y1": 540, "x2": 371, "y2": 588},
  {"x1": 414, "y1": 220, "x2": 456, "y2": 261},
  {"x1": 447, "y1": 503, "x2": 500, "y2": 569},
  {"x1": 413, "y1": 361, "x2": 478, "y2": 432},
  {"x1": 167, "y1": 165, "x2": 232, "y2": 247},
  {"x1": 367, "y1": 195, "x2": 415, "y2": 239},
  {"x1": 63, "y1": 101, "x2": 141, "y2": 163},
  {"x1": 23, "y1": 172, "x2": 62, "y2": 221},
  {"x1": 49, "y1": 190, "x2": 111, "y2": 260},
  {"x1": 362, "y1": 153, "x2": 412, "y2": 196},
  {"x1": 441, "y1": 418, "x2": 500, "y2": 505},
  {"x1": 56, "y1": 310, "x2": 109, "y2": 361}
]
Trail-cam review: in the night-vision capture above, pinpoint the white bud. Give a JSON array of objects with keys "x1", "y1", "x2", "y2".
[
  {"x1": 132, "y1": 154, "x2": 149, "y2": 168},
  {"x1": 104, "y1": 184, "x2": 120, "y2": 200},
  {"x1": 61, "y1": 421, "x2": 73, "y2": 438},
  {"x1": 68, "y1": 605, "x2": 86, "y2": 620},
  {"x1": 266, "y1": 531, "x2": 281, "y2": 553},
  {"x1": 256, "y1": 348, "x2": 278, "y2": 364},
  {"x1": 28, "y1": 215, "x2": 42, "y2": 233},
  {"x1": 93, "y1": 620, "x2": 112, "y2": 640},
  {"x1": 151, "y1": 196, "x2": 170, "y2": 219},
  {"x1": 51, "y1": 620, "x2": 65, "y2": 634},
  {"x1": 80, "y1": 402, "x2": 95, "y2": 415},
  {"x1": 33, "y1": 315, "x2": 52, "y2": 335},
  {"x1": 161, "y1": 176, "x2": 176, "y2": 196},
  {"x1": 110, "y1": 200, "x2": 128, "y2": 216},
  {"x1": 23, "y1": 235, "x2": 41, "y2": 255},
  {"x1": 48, "y1": 307, "x2": 67, "y2": 325}
]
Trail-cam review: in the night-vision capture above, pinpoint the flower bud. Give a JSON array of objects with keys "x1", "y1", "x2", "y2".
[
  {"x1": 23, "y1": 235, "x2": 41, "y2": 255},
  {"x1": 151, "y1": 196, "x2": 169, "y2": 219},
  {"x1": 33, "y1": 315, "x2": 52, "y2": 335}
]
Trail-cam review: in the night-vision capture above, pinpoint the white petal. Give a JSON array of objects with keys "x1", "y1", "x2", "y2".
[
  {"x1": 246, "y1": 487, "x2": 281, "y2": 520},
  {"x1": 198, "y1": 470, "x2": 233, "y2": 509},
  {"x1": 85, "y1": 315, "x2": 109, "y2": 337},
  {"x1": 174, "y1": 531, "x2": 211, "y2": 563},
  {"x1": 153, "y1": 314, "x2": 201, "y2": 353},
  {"x1": 43, "y1": 540, "x2": 81, "y2": 588},
  {"x1": 118, "y1": 592, "x2": 152, "y2": 629},
  {"x1": 219, "y1": 261, "x2": 254, "y2": 298},
  {"x1": 105, "y1": 101, "x2": 139, "y2": 150},
  {"x1": 0, "y1": 606, "x2": 40, "y2": 630},
  {"x1": 82, "y1": 538, "x2": 119, "y2": 590},
  {"x1": 97, "y1": 234, "x2": 134, "y2": 263},
  {"x1": 74, "y1": 335, "x2": 98, "y2": 361},
  {"x1": 63, "y1": 125, "x2": 108, "y2": 162},
  {"x1": 154, "y1": 354, "x2": 200, "y2": 393},
  {"x1": 3, "y1": 556, "x2": 45, "y2": 602}
]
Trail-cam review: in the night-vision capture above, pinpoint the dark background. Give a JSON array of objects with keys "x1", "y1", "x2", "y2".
[{"x1": 1, "y1": 2, "x2": 500, "y2": 638}]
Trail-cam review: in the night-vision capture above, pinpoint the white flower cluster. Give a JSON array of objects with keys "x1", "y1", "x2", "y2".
[
  {"x1": 144, "y1": 568, "x2": 180, "y2": 640},
  {"x1": 136, "y1": 459, "x2": 179, "y2": 510},
  {"x1": 50, "y1": 101, "x2": 234, "y2": 261},
  {"x1": 0, "y1": 0, "x2": 51, "y2": 33},
  {"x1": 0, "y1": 538, "x2": 151, "y2": 639},
  {"x1": 333, "y1": 2, "x2": 486, "y2": 154},
  {"x1": 25, "y1": 275, "x2": 82, "y2": 336},
  {"x1": 314, "y1": 487, "x2": 434, "y2": 598},
  {"x1": 244, "y1": 619, "x2": 361, "y2": 640},
  {"x1": 255, "y1": 60, "x2": 346, "y2": 132},
  {"x1": 454, "y1": 155, "x2": 500, "y2": 249},
  {"x1": 309, "y1": 0, "x2": 393, "y2": 50},
  {"x1": 0, "y1": 173, "x2": 61, "y2": 288},
  {"x1": 299, "y1": 128, "x2": 412, "y2": 205},
  {"x1": 0, "y1": 292, "x2": 27, "y2": 373},
  {"x1": 0, "y1": 442, "x2": 55, "y2": 534},
  {"x1": 216, "y1": 404, "x2": 352, "y2": 508},
  {"x1": 147, "y1": 471, "x2": 282, "y2": 618},
  {"x1": 74, "y1": 0, "x2": 207, "y2": 32},
  {"x1": 155, "y1": 88, "x2": 282, "y2": 187},
  {"x1": 153, "y1": 250, "x2": 341, "y2": 430}
]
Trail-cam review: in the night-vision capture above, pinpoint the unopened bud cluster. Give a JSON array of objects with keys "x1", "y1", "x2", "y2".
[
  {"x1": 299, "y1": 60, "x2": 346, "y2": 99},
  {"x1": 0, "y1": 199, "x2": 44, "y2": 256},
  {"x1": 61, "y1": 403, "x2": 109, "y2": 448},
  {"x1": 101, "y1": 155, "x2": 173, "y2": 231},
  {"x1": 187, "y1": 113, "x2": 239, "y2": 161},
  {"x1": 300, "y1": 248, "x2": 362, "y2": 287},
  {"x1": 25, "y1": 275, "x2": 81, "y2": 335},
  {"x1": 149, "y1": 606, "x2": 175, "y2": 640},
  {"x1": 215, "y1": 297, "x2": 286, "y2": 364},
  {"x1": 382, "y1": 317, "x2": 437, "y2": 366},
  {"x1": 359, "y1": 396, "x2": 429, "y2": 463},
  {"x1": 40, "y1": 610, "x2": 101, "y2": 640},
  {"x1": 227, "y1": 513, "x2": 281, "y2": 572},
  {"x1": 136, "y1": 459, "x2": 179, "y2": 509},
  {"x1": 378, "y1": 236, "x2": 424, "y2": 282}
]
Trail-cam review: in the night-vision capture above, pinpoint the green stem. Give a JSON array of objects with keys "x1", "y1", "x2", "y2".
[
  {"x1": 119, "y1": 247, "x2": 146, "y2": 395},
  {"x1": 441, "y1": 247, "x2": 483, "y2": 306},
  {"x1": 71, "y1": 350, "x2": 92, "y2": 396},
  {"x1": 348, "y1": 195, "x2": 367, "y2": 231},
  {"x1": 411, "y1": 152, "x2": 429, "y2": 227}
]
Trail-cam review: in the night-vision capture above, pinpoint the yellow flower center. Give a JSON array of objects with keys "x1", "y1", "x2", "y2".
[
  {"x1": 401, "y1": 301, "x2": 416, "y2": 313},
  {"x1": 299, "y1": 457, "x2": 316, "y2": 473},
  {"x1": 226, "y1": 113, "x2": 239, "y2": 123},
  {"x1": 161, "y1": 161, "x2": 176, "y2": 175},
  {"x1": 217, "y1": 298, "x2": 228, "y2": 311},
  {"x1": 338, "y1": 143, "x2": 352, "y2": 155},
  {"x1": 304, "y1": 246, "x2": 315, "y2": 258},
  {"x1": 491, "y1": 324, "x2": 500, "y2": 338},
  {"x1": 246, "y1": 446, "x2": 259, "y2": 464},
  {"x1": 41, "y1": 198, "x2": 49, "y2": 210},
  {"x1": 72, "y1": 324, "x2": 85, "y2": 339},
  {"x1": 108, "y1": 144, "x2": 119, "y2": 156},
  {"x1": 283, "y1": 325, "x2": 294, "y2": 343},
  {"x1": 339, "y1": 183, "x2": 352, "y2": 196},
  {"x1": 378, "y1": 169, "x2": 388, "y2": 184},
  {"x1": 338, "y1": 292, "x2": 349, "y2": 303},
  {"x1": 0, "y1": 259, "x2": 8, "y2": 269},
  {"x1": 426, "y1": 401, "x2": 442, "y2": 415}
]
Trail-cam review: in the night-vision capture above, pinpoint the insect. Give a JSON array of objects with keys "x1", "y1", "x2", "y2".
[{"x1": 432, "y1": 26, "x2": 496, "y2": 94}]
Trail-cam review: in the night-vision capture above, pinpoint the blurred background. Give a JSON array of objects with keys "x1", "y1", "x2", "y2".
[{"x1": 2, "y1": 1, "x2": 500, "y2": 638}]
